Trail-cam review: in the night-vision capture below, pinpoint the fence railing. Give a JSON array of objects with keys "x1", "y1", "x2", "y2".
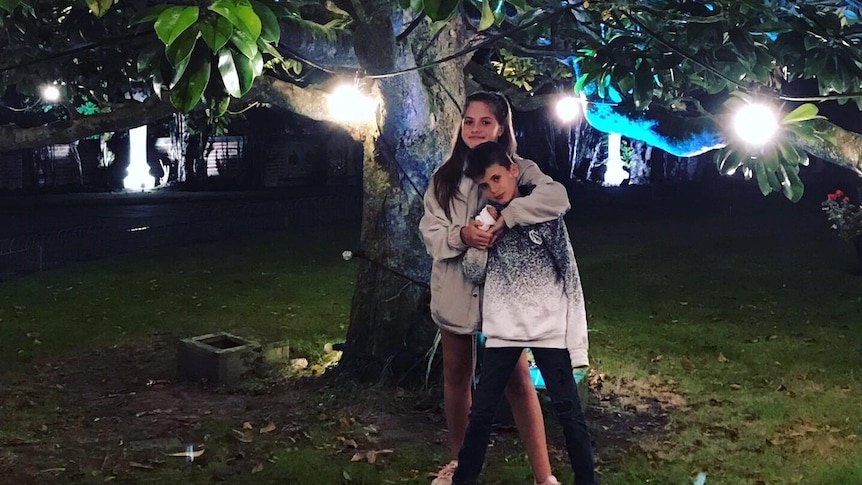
[{"x1": 0, "y1": 191, "x2": 362, "y2": 281}]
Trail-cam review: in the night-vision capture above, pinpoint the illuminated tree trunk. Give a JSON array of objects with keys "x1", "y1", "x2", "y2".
[{"x1": 338, "y1": 9, "x2": 470, "y2": 383}]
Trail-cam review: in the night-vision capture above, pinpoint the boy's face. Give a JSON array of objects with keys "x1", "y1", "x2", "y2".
[{"x1": 473, "y1": 162, "x2": 520, "y2": 205}]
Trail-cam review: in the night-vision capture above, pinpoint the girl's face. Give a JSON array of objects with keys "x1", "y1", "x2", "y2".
[{"x1": 461, "y1": 101, "x2": 505, "y2": 149}]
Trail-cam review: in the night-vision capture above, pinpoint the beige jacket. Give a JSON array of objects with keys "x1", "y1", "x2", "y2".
[{"x1": 419, "y1": 157, "x2": 570, "y2": 335}]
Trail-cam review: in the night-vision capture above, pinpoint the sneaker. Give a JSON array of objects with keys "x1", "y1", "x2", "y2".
[
  {"x1": 535, "y1": 475, "x2": 562, "y2": 485},
  {"x1": 430, "y1": 460, "x2": 458, "y2": 485}
]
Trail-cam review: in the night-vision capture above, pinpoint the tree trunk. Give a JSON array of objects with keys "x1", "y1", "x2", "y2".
[
  {"x1": 627, "y1": 140, "x2": 650, "y2": 185},
  {"x1": 338, "y1": 10, "x2": 470, "y2": 384}
]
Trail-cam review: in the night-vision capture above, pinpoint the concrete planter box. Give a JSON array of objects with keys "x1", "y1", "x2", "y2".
[{"x1": 177, "y1": 332, "x2": 260, "y2": 386}]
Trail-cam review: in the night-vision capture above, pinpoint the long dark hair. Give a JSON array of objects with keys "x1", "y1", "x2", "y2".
[{"x1": 432, "y1": 91, "x2": 517, "y2": 219}]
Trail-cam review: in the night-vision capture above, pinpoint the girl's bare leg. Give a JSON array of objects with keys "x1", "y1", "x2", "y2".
[
  {"x1": 440, "y1": 330, "x2": 475, "y2": 460},
  {"x1": 505, "y1": 351, "x2": 552, "y2": 484}
]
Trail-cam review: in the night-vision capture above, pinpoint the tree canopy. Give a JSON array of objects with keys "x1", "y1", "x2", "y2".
[{"x1": 2, "y1": 0, "x2": 862, "y2": 197}]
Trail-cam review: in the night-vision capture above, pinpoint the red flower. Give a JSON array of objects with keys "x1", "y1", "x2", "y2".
[
  {"x1": 844, "y1": 197, "x2": 851, "y2": 203},
  {"x1": 828, "y1": 189, "x2": 845, "y2": 200}
]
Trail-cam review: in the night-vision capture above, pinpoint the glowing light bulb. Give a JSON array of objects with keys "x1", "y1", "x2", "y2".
[
  {"x1": 41, "y1": 85, "x2": 61, "y2": 103},
  {"x1": 555, "y1": 96, "x2": 581, "y2": 122},
  {"x1": 328, "y1": 84, "x2": 378, "y2": 122},
  {"x1": 733, "y1": 103, "x2": 778, "y2": 146}
]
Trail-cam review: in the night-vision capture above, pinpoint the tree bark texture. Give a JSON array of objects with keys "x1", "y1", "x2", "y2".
[
  {"x1": 339, "y1": 8, "x2": 471, "y2": 383},
  {"x1": 0, "y1": 97, "x2": 176, "y2": 152},
  {"x1": 795, "y1": 118, "x2": 862, "y2": 176}
]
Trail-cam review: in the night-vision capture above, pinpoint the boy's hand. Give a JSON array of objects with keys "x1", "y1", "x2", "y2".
[{"x1": 461, "y1": 220, "x2": 494, "y2": 250}]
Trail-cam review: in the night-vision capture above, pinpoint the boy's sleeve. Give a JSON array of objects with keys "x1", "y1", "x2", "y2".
[
  {"x1": 501, "y1": 158, "x2": 570, "y2": 228},
  {"x1": 462, "y1": 247, "x2": 488, "y2": 284},
  {"x1": 419, "y1": 178, "x2": 468, "y2": 262},
  {"x1": 546, "y1": 220, "x2": 590, "y2": 368}
]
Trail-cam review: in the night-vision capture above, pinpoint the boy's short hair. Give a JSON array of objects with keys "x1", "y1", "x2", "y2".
[{"x1": 465, "y1": 141, "x2": 514, "y2": 179}]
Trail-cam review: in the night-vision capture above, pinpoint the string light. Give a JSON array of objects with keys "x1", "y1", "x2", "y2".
[
  {"x1": 40, "y1": 84, "x2": 61, "y2": 103},
  {"x1": 732, "y1": 102, "x2": 779, "y2": 146},
  {"x1": 555, "y1": 95, "x2": 582, "y2": 122},
  {"x1": 327, "y1": 76, "x2": 379, "y2": 122}
]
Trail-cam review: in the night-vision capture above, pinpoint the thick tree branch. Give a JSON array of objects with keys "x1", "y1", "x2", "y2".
[
  {"x1": 244, "y1": 75, "x2": 333, "y2": 122},
  {"x1": 0, "y1": 96, "x2": 175, "y2": 152},
  {"x1": 795, "y1": 118, "x2": 862, "y2": 176},
  {"x1": 464, "y1": 61, "x2": 551, "y2": 111},
  {"x1": 277, "y1": 20, "x2": 359, "y2": 72}
]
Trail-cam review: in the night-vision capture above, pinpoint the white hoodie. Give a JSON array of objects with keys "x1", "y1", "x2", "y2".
[{"x1": 480, "y1": 216, "x2": 589, "y2": 368}]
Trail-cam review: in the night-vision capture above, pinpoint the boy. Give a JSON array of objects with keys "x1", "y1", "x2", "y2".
[{"x1": 452, "y1": 141, "x2": 598, "y2": 485}]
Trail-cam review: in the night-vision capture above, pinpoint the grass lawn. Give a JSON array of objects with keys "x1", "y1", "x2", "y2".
[{"x1": 1, "y1": 184, "x2": 860, "y2": 484}]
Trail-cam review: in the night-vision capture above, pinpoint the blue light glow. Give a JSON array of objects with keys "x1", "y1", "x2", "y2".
[{"x1": 584, "y1": 103, "x2": 726, "y2": 157}]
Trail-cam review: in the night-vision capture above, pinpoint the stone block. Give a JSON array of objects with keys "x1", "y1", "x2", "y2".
[{"x1": 177, "y1": 332, "x2": 260, "y2": 386}]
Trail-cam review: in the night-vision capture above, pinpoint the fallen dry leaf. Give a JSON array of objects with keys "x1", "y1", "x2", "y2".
[
  {"x1": 242, "y1": 421, "x2": 253, "y2": 430},
  {"x1": 252, "y1": 462, "x2": 264, "y2": 473},
  {"x1": 718, "y1": 353, "x2": 728, "y2": 363},
  {"x1": 166, "y1": 448, "x2": 205, "y2": 458},
  {"x1": 366, "y1": 449, "x2": 393, "y2": 463},
  {"x1": 232, "y1": 429, "x2": 254, "y2": 443},
  {"x1": 350, "y1": 449, "x2": 394, "y2": 463},
  {"x1": 260, "y1": 422, "x2": 276, "y2": 434},
  {"x1": 337, "y1": 436, "x2": 358, "y2": 448}
]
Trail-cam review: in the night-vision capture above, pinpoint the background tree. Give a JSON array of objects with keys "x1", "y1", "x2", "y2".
[{"x1": 2, "y1": 0, "x2": 862, "y2": 382}]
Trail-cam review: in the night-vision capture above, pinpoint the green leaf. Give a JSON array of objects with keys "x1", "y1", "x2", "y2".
[
  {"x1": 781, "y1": 103, "x2": 820, "y2": 124},
  {"x1": 249, "y1": 49, "x2": 264, "y2": 77},
  {"x1": 210, "y1": 0, "x2": 262, "y2": 40},
  {"x1": 776, "y1": 140, "x2": 805, "y2": 166},
  {"x1": 155, "y1": 6, "x2": 200, "y2": 46},
  {"x1": 152, "y1": 58, "x2": 166, "y2": 98},
  {"x1": 780, "y1": 163, "x2": 805, "y2": 202},
  {"x1": 716, "y1": 149, "x2": 743, "y2": 176},
  {"x1": 506, "y1": 0, "x2": 526, "y2": 13},
  {"x1": 424, "y1": 0, "x2": 459, "y2": 22},
  {"x1": 251, "y1": 0, "x2": 280, "y2": 43},
  {"x1": 170, "y1": 50, "x2": 211, "y2": 113},
  {"x1": 728, "y1": 28, "x2": 755, "y2": 67},
  {"x1": 492, "y1": 0, "x2": 506, "y2": 26},
  {"x1": 760, "y1": 144, "x2": 781, "y2": 173},
  {"x1": 85, "y1": 0, "x2": 113, "y2": 17},
  {"x1": 136, "y1": 43, "x2": 164, "y2": 77},
  {"x1": 230, "y1": 26, "x2": 259, "y2": 59},
  {"x1": 633, "y1": 59, "x2": 653, "y2": 110},
  {"x1": 217, "y1": 48, "x2": 242, "y2": 98},
  {"x1": 0, "y1": 0, "x2": 21, "y2": 13},
  {"x1": 199, "y1": 15, "x2": 233, "y2": 51},
  {"x1": 234, "y1": 51, "x2": 258, "y2": 94},
  {"x1": 165, "y1": 27, "x2": 199, "y2": 68},
  {"x1": 257, "y1": 37, "x2": 284, "y2": 59},
  {"x1": 478, "y1": 0, "x2": 495, "y2": 31},
  {"x1": 129, "y1": 5, "x2": 170, "y2": 26},
  {"x1": 753, "y1": 160, "x2": 772, "y2": 196},
  {"x1": 213, "y1": 96, "x2": 231, "y2": 117}
]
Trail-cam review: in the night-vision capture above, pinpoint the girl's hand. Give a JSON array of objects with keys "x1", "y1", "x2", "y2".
[{"x1": 461, "y1": 220, "x2": 494, "y2": 249}]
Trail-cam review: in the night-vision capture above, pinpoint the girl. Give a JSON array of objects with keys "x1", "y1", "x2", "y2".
[{"x1": 419, "y1": 92, "x2": 571, "y2": 485}]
